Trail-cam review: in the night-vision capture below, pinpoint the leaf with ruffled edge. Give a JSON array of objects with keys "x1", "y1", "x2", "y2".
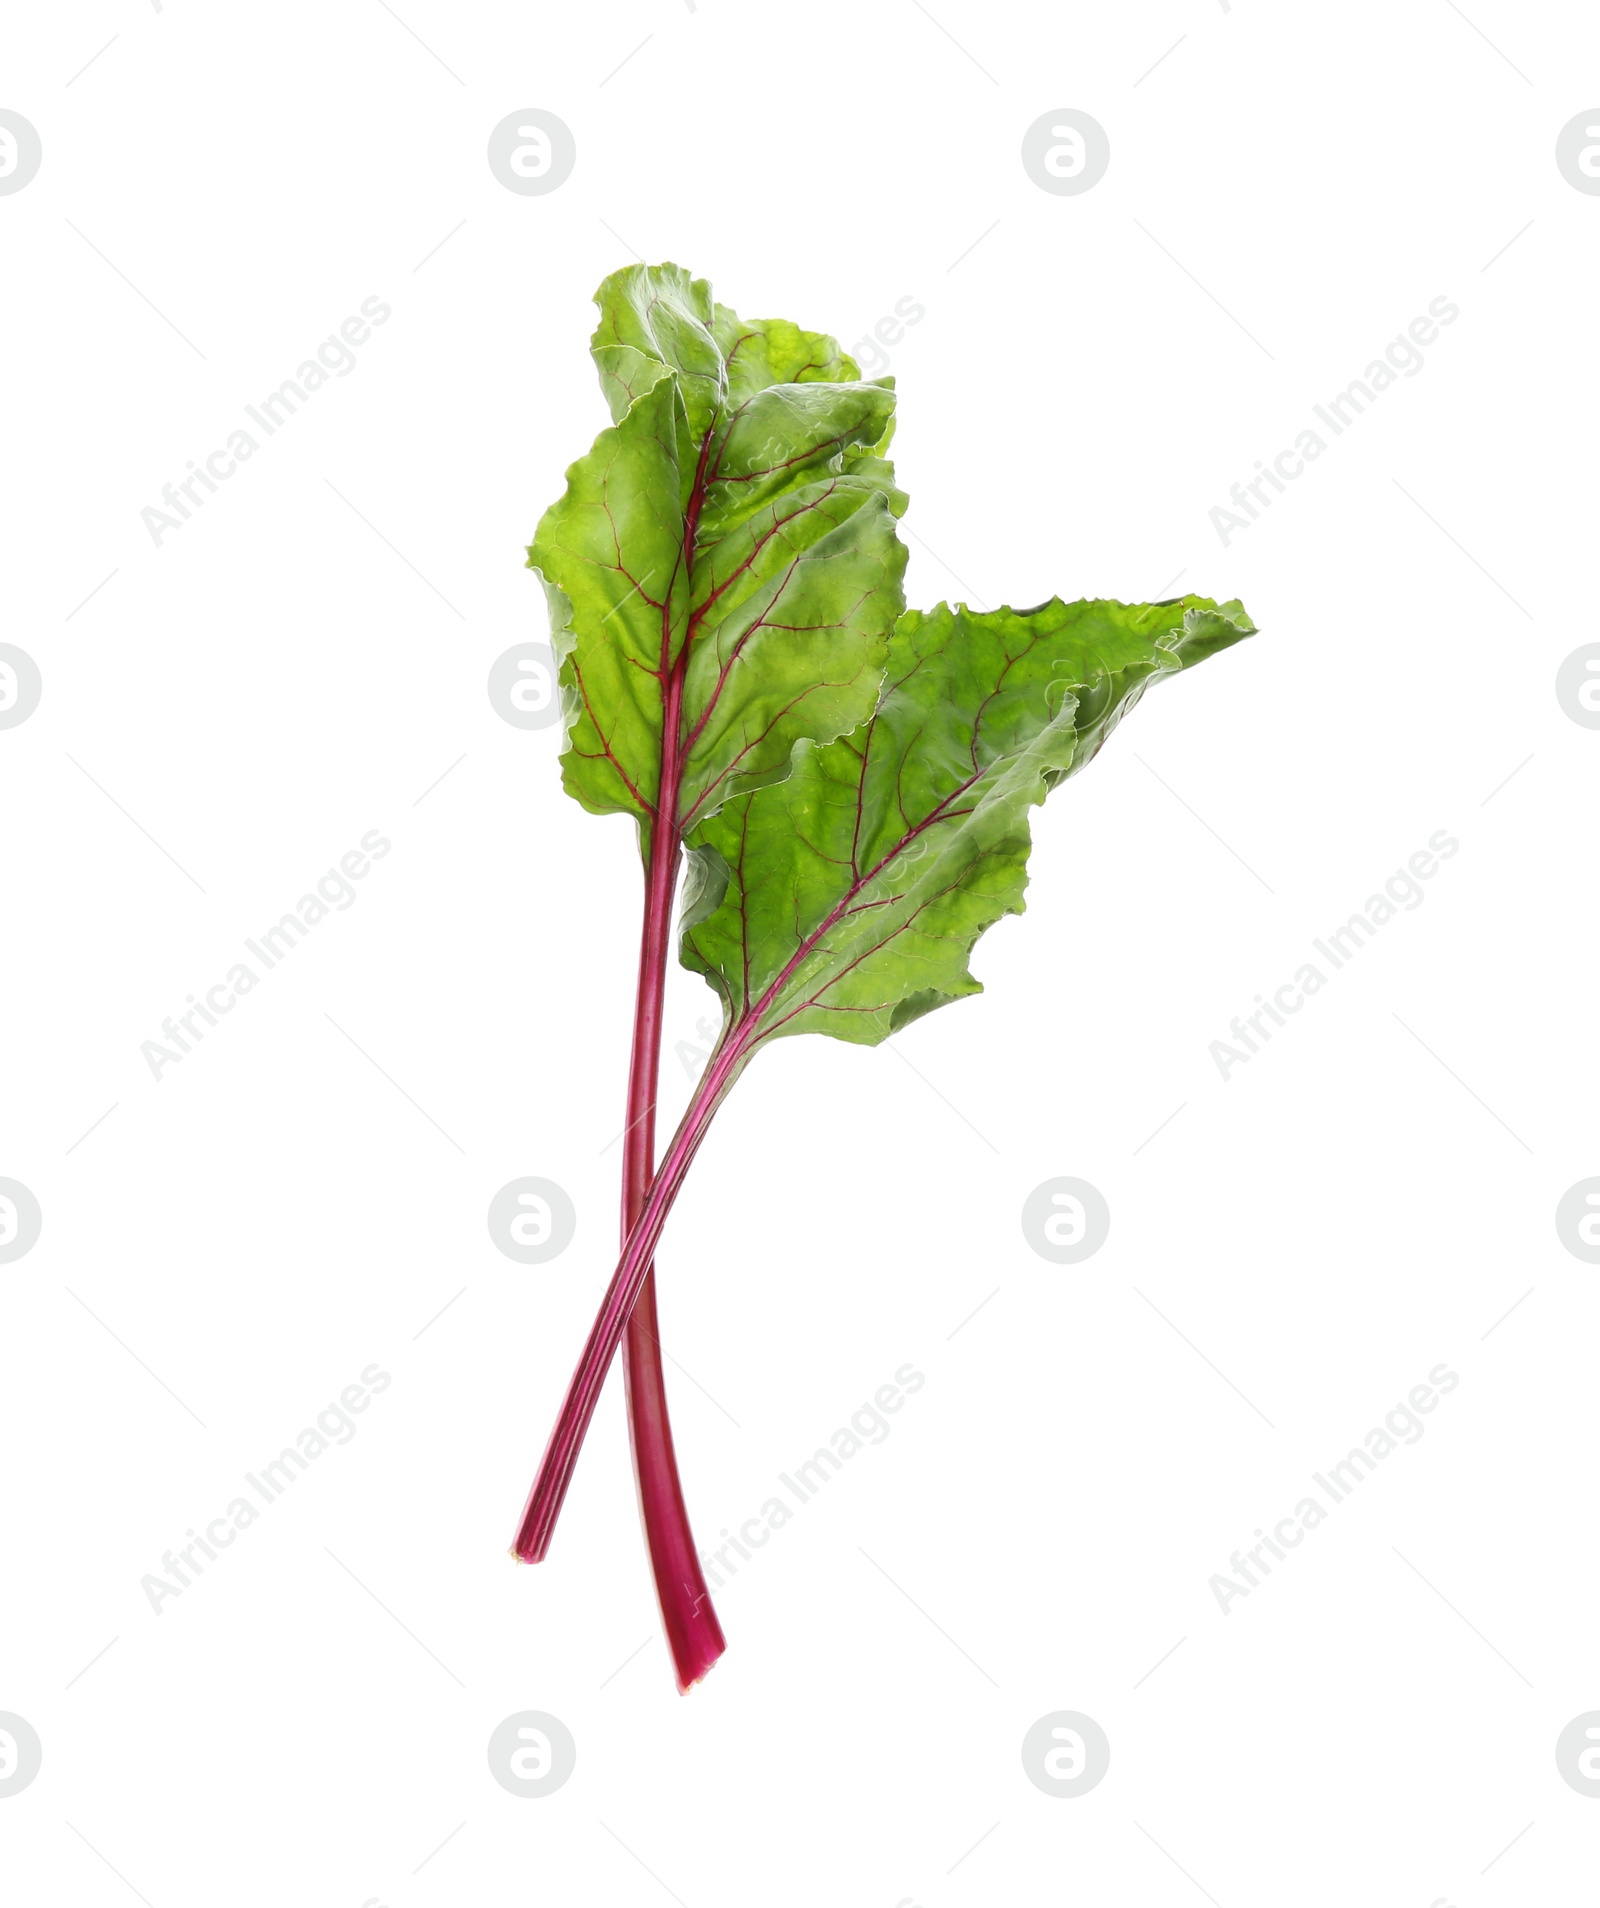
[
  {"x1": 681, "y1": 596, "x2": 1257, "y2": 1045},
  {"x1": 530, "y1": 264, "x2": 907, "y2": 853}
]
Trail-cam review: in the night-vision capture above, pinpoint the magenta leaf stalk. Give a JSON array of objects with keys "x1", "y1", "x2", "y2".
[
  {"x1": 615, "y1": 783, "x2": 726, "y2": 1689},
  {"x1": 514, "y1": 1035, "x2": 748, "y2": 1564}
]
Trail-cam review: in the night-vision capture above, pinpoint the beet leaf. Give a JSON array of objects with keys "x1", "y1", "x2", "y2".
[
  {"x1": 517, "y1": 264, "x2": 1257, "y2": 1692},
  {"x1": 681, "y1": 596, "x2": 1255, "y2": 1045},
  {"x1": 527, "y1": 264, "x2": 908, "y2": 1688}
]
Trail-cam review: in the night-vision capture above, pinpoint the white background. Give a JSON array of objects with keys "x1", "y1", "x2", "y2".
[{"x1": 3, "y1": 2, "x2": 1596, "y2": 1903}]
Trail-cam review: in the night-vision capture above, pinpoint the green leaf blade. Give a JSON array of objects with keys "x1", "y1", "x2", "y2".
[
  {"x1": 528, "y1": 375, "x2": 689, "y2": 830},
  {"x1": 682, "y1": 594, "x2": 1257, "y2": 1046},
  {"x1": 588, "y1": 263, "x2": 868, "y2": 433},
  {"x1": 712, "y1": 306, "x2": 863, "y2": 397},
  {"x1": 589, "y1": 262, "x2": 724, "y2": 433},
  {"x1": 530, "y1": 264, "x2": 908, "y2": 852}
]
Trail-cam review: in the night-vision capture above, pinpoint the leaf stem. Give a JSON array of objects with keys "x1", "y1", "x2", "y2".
[
  {"x1": 513, "y1": 1032, "x2": 749, "y2": 1565},
  {"x1": 618, "y1": 803, "x2": 726, "y2": 1688},
  {"x1": 521, "y1": 403, "x2": 736, "y2": 1669}
]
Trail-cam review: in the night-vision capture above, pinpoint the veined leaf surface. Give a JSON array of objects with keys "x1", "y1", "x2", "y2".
[
  {"x1": 529, "y1": 264, "x2": 907, "y2": 852},
  {"x1": 681, "y1": 596, "x2": 1257, "y2": 1045}
]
